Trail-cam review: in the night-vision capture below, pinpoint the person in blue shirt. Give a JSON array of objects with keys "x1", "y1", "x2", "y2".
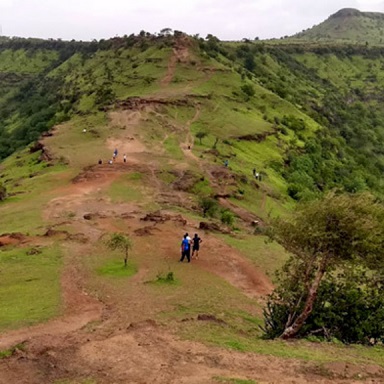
[{"x1": 179, "y1": 234, "x2": 191, "y2": 263}]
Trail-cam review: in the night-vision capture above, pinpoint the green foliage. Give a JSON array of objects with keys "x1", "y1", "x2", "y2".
[
  {"x1": 0, "y1": 183, "x2": 6, "y2": 201},
  {"x1": 240, "y1": 83, "x2": 255, "y2": 98},
  {"x1": 196, "y1": 131, "x2": 207, "y2": 144},
  {"x1": 265, "y1": 192, "x2": 384, "y2": 340},
  {"x1": 0, "y1": 344, "x2": 25, "y2": 360},
  {"x1": 221, "y1": 210, "x2": 235, "y2": 227},
  {"x1": 105, "y1": 233, "x2": 133, "y2": 267},
  {"x1": 156, "y1": 271, "x2": 176, "y2": 284},
  {"x1": 199, "y1": 197, "x2": 218, "y2": 218},
  {"x1": 97, "y1": 260, "x2": 137, "y2": 277}
]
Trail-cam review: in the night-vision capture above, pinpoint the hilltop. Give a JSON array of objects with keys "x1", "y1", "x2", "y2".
[
  {"x1": 293, "y1": 8, "x2": 384, "y2": 45},
  {"x1": 1, "y1": 30, "x2": 384, "y2": 383}
]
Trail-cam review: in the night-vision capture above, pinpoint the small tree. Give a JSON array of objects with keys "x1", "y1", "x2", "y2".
[
  {"x1": 106, "y1": 233, "x2": 132, "y2": 268},
  {"x1": 241, "y1": 83, "x2": 255, "y2": 99},
  {"x1": 0, "y1": 183, "x2": 6, "y2": 201},
  {"x1": 267, "y1": 192, "x2": 384, "y2": 339},
  {"x1": 199, "y1": 197, "x2": 218, "y2": 218},
  {"x1": 196, "y1": 131, "x2": 207, "y2": 145}
]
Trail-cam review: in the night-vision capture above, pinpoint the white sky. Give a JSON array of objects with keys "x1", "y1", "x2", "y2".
[{"x1": 0, "y1": 0, "x2": 383, "y2": 41}]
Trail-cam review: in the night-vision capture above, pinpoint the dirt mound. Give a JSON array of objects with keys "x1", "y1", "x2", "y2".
[
  {"x1": 0, "y1": 233, "x2": 27, "y2": 247},
  {"x1": 172, "y1": 170, "x2": 202, "y2": 192},
  {"x1": 199, "y1": 221, "x2": 230, "y2": 234},
  {"x1": 141, "y1": 211, "x2": 187, "y2": 226},
  {"x1": 134, "y1": 226, "x2": 161, "y2": 236}
]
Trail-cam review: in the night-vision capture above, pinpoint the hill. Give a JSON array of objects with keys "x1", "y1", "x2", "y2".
[
  {"x1": 1, "y1": 32, "x2": 384, "y2": 383},
  {"x1": 293, "y1": 8, "x2": 384, "y2": 45}
]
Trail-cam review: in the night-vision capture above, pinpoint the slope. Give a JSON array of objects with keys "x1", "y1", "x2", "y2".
[
  {"x1": 1, "y1": 33, "x2": 384, "y2": 383},
  {"x1": 292, "y1": 8, "x2": 384, "y2": 45}
]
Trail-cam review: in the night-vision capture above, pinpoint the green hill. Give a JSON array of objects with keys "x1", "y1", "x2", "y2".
[
  {"x1": 2, "y1": 31, "x2": 384, "y2": 383},
  {"x1": 293, "y1": 8, "x2": 384, "y2": 45}
]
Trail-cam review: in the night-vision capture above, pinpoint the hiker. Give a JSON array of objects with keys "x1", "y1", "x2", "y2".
[
  {"x1": 123, "y1": 154, "x2": 127, "y2": 163},
  {"x1": 253, "y1": 168, "x2": 256, "y2": 177},
  {"x1": 179, "y1": 234, "x2": 191, "y2": 263},
  {"x1": 192, "y1": 233, "x2": 202, "y2": 259},
  {"x1": 98, "y1": 159, "x2": 103, "y2": 165},
  {"x1": 255, "y1": 172, "x2": 259, "y2": 180},
  {"x1": 113, "y1": 148, "x2": 118, "y2": 160},
  {"x1": 224, "y1": 159, "x2": 229, "y2": 168}
]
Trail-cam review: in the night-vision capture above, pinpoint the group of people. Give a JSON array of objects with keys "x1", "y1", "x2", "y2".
[
  {"x1": 180, "y1": 233, "x2": 202, "y2": 263},
  {"x1": 98, "y1": 148, "x2": 127, "y2": 165}
]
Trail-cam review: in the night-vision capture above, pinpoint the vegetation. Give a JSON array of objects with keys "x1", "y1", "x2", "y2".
[
  {"x1": 264, "y1": 193, "x2": 384, "y2": 341},
  {"x1": 105, "y1": 233, "x2": 133, "y2": 268},
  {"x1": 0, "y1": 183, "x2": 6, "y2": 201}
]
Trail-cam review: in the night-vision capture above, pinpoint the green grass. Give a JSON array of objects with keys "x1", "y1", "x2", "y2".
[
  {"x1": 108, "y1": 174, "x2": 143, "y2": 204},
  {"x1": 221, "y1": 235, "x2": 289, "y2": 279},
  {"x1": 97, "y1": 260, "x2": 137, "y2": 278},
  {"x1": 0, "y1": 246, "x2": 62, "y2": 331},
  {"x1": 0, "y1": 343, "x2": 25, "y2": 360},
  {"x1": 214, "y1": 377, "x2": 258, "y2": 384}
]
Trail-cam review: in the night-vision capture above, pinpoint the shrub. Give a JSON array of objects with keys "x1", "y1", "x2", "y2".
[
  {"x1": 221, "y1": 210, "x2": 235, "y2": 226},
  {"x1": 0, "y1": 183, "x2": 6, "y2": 201},
  {"x1": 199, "y1": 197, "x2": 218, "y2": 218}
]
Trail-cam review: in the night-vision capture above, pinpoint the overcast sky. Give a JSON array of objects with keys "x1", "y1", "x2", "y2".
[{"x1": 0, "y1": 0, "x2": 383, "y2": 41}]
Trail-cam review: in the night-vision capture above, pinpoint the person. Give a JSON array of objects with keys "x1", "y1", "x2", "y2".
[
  {"x1": 123, "y1": 154, "x2": 127, "y2": 163},
  {"x1": 224, "y1": 159, "x2": 229, "y2": 168},
  {"x1": 192, "y1": 233, "x2": 202, "y2": 259},
  {"x1": 179, "y1": 235, "x2": 191, "y2": 263},
  {"x1": 108, "y1": 159, "x2": 113, "y2": 165},
  {"x1": 114, "y1": 148, "x2": 118, "y2": 157},
  {"x1": 255, "y1": 172, "x2": 259, "y2": 180},
  {"x1": 253, "y1": 168, "x2": 256, "y2": 177},
  {"x1": 98, "y1": 159, "x2": 103, "y2": 165}
]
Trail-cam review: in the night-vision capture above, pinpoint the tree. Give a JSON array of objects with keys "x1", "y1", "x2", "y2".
[
  {"x1": 241, "y1": 83, "x2": 255, "y2": 98},
  {"x1": 199, "y1": 197, "x2": 218, "y2": 218},
  {"x1": 106, "y1": 233, "x2": 132, "y2": 268},
  {"x1": 267, "y1": 192, "x2": 384, "y2": 339},
  {"x1": 0, "y1": 183, "x2": 6, "y2": 201},
  {"x1": 160, "y1": 28, "x2": 173, "y2": 36},
  {"x1": 196, "y1": 131, "x2": 207, "y2": 145}
]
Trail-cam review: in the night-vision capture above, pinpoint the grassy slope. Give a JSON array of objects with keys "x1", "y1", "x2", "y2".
[
  {"x1": 1, "y1": 36, "x2": 384, "y2": 368},
  {"x1": 292, "y1": 8, "x2": 384, "y2": 45}
]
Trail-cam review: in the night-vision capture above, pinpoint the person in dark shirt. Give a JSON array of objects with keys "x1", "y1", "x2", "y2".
[{"x1": 192, "y1": 233, "x2": 202, "y2": 259}]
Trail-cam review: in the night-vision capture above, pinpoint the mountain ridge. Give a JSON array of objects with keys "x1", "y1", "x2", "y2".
[{"x1": 293, "y1": 7, "x2": 384, "y2": 44}]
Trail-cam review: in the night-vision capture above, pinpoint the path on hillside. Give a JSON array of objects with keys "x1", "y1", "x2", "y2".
[{"x1": 2, "y1": 44, "x2": 380, "y2": 383}]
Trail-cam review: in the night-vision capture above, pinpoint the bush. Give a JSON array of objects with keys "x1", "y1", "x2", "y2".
[
  {"x1": 199, "y1": 197, "x2": 218, "y2": 218},
  {"x1": 241, "y1": 83, "x2": 255, "y2": 98},
  {"x1": 263, "y1": 268, "x2": 384, "y2": 344},
  {"x1": 0, "y1": 183, "x2": 6, "y2": 201},
  {"x1": 221, "y1": 210, "x2": 235, "y2": 226}
]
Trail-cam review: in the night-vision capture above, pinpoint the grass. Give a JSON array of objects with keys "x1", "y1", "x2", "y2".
[
  {"x1": 0, "y1": 343, "x2": 25, "y2": 360},
  {"x1": 214, "y1": 377, "x2": 258, "y2": 384},
  {"x1": 221, "y1": 234, "x2": 289, "y2": 279},
  {"x1": 0, "y1": 245, "x2": 62, "y2": 331},
  {"x1": 97, "y1": 260, "x2": 137, "y2": 278},
  {"x1": 108, "y1": 174, "x2": 143, "y2": 204}
]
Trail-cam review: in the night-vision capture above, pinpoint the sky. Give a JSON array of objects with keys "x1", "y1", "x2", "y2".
[{"x1": 0, "y1": 0, "x2": 384, "y2": 41}]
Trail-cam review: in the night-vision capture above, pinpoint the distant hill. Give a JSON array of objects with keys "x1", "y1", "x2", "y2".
[{"x1": 293, "y1": 8, "x2": 384, "y2": 45}]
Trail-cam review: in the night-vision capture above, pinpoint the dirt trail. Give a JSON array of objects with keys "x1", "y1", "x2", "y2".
[
  {"x1": 161, "y1": 43, "x2": 190, "y2": 87},
  {"x1": 2, "y1": 46, "x2": 378, "y2": 384}
]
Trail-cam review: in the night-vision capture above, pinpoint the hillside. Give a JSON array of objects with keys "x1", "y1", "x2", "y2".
[
  {"x1": 293, "y1": 8, "x2": 384, "y2": 45},
  {"x1": 1, "y1": 32, "x2": 384, "y2": 383}
]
